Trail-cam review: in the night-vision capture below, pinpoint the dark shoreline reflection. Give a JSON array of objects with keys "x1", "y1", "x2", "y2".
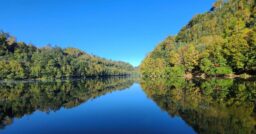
[
  {"x1": 140, "y1": 77, "x2": 256, "y2": 134},
  {"x1": 0, "y1": 77, "x2": 135, "y2": 129}
]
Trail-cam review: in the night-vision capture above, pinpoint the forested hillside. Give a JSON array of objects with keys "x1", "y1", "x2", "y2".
[
  {"x1": 141, "y1": 0, "x2": 256, "y2": 78},
  {"x1": 0, "y1": 32, "x2": 134, "y2": 80}
]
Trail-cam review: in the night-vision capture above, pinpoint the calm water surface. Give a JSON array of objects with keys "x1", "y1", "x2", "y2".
[{"x1": 0, "y1": 77, "x2": 255, "y2": 134}]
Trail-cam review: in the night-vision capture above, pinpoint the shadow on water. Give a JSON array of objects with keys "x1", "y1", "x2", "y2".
[
  {"x1": 140, "y1": 77, "x2": 256, "y2": 134},
  {"x1": 0, "y1": 77, "x2": 135, "y2": 129}
]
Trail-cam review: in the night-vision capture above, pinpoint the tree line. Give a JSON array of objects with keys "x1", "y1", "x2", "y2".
[
  {"x1": 140, "y1": 0, "x2": 256, "y2": 78},
  {"x1": 0, "y1": 32, "x2": 135, "y2": 80}
]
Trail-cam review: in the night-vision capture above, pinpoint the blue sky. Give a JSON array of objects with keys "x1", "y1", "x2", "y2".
[{"x1": 0, "y1": 0, "x2": 215, "y2": 66}]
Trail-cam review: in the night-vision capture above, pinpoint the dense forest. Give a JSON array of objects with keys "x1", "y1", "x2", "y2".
[
  {"x1": 140, "y1": 0, "x2": 256, "y2": 78},
  {"x1": 0, "y1": 32, "x2": 135, "y2": 80}
]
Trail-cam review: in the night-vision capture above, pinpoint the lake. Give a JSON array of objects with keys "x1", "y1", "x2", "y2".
[{"x1": 0, "y1": 77, "x2": 255, "y2": 134}]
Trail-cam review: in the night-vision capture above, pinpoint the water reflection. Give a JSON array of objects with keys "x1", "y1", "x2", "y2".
[
  {"x1": 1, "y1": 77, "x2": 256, "y2": 133},
  {"x1": 0, "y1": 77, "x2": 135, "y2": 129},
  {"x1": 140, "y1": 78, "x2": 256, "y2": 134}
]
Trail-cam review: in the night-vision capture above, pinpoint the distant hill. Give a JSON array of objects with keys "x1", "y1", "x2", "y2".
[
  {"x1": 140, "y1": 0, "x2": 256, "y2": 78},
  {"x1": 0, "y1": 32, "x2": 134, "y2": 80}
]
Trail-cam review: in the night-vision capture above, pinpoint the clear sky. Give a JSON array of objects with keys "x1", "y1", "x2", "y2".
[{"x1": 0, "y1": 0, "x2": 216, "y2": 66}]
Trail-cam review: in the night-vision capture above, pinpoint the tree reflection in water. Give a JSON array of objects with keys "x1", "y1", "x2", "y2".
[
  {"x1": 141, "y1": 77, "x2": 256, "y2": 134},
  {"x1": 0, "y1": 77, "x2": 135, "y2": 129},
  {"x1": 1, "y1": 76, "x2": 255, "y2": 134}
]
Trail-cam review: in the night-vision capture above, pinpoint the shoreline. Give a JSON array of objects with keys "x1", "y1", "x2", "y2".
[
  {"x1": 185, "y1": 73, "x2": 254, "y2": 80},
  {"x1": 0, "y1": 75, "x2": 133, "y2": 83}
]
